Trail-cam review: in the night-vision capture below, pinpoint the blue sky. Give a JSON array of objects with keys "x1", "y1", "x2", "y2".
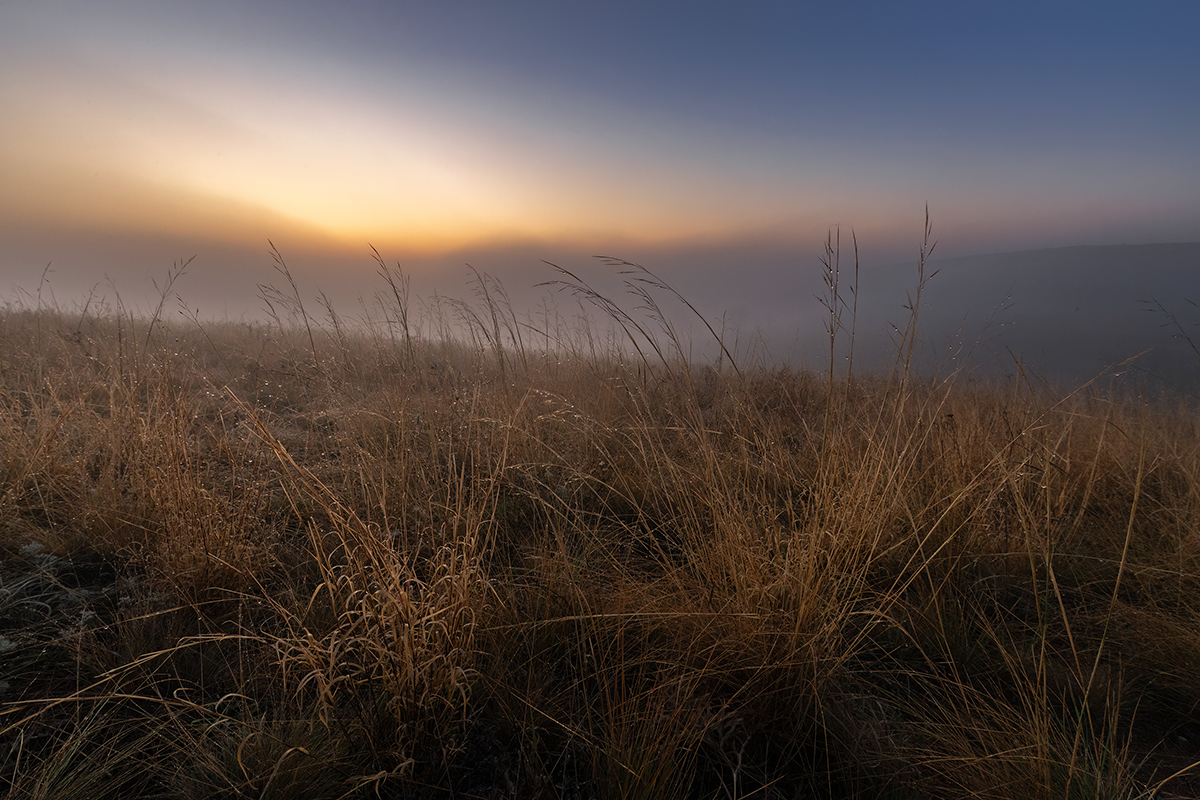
[{"x1": 1, "y1": 1, "x2": 1198, "y2": 330}]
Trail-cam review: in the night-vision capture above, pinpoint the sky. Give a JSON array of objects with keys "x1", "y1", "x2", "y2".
[{"x1": 2, "y1": 1, "x2": 1199, "y2": 375}]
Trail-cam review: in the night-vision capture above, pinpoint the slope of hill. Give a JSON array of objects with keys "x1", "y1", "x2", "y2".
[{"x1": 844, "y1": 242, "x2": 1200, "y2": 393}]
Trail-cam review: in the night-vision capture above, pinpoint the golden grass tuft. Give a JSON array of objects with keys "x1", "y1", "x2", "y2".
[{"x1": 3, "y1": 237, "x2": 1200, "y2": 798}]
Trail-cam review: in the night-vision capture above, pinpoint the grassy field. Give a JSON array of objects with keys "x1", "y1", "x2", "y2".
[{"x1": 3, "y1": 243, "x2": 1200, "y2": 799}]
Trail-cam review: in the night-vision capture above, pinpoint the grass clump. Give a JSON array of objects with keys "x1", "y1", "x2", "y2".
[{"x1": 2, "y1": 232, "x2": 1200, "y2": 799}]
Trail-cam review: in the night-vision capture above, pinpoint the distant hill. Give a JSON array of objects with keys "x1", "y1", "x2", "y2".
[{"x1": 842, "y1": 242, "x2": 1200, "y2": 394}]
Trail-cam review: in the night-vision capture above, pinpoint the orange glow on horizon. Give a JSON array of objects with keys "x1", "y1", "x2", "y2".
[
  {"x1": 2, "y1": 140, "x2": 840, "y2": 260},
  {"x1": 1, "y1": 60, "x2": 858, "y2": 257}
]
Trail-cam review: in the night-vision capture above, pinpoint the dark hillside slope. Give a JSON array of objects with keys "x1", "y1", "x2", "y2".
[{"x1": 848, "y1": 242, "x2": 1200, "y2": 392}]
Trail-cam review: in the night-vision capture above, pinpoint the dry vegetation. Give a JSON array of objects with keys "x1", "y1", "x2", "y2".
[{"x1": 3, "y1": 238, "x2": 1200, "y2": 799}]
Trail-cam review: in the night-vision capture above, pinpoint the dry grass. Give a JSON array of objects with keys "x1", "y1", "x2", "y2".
[{"x1": 2, "y1": 242, "x2": 1200, "y2": 799}]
